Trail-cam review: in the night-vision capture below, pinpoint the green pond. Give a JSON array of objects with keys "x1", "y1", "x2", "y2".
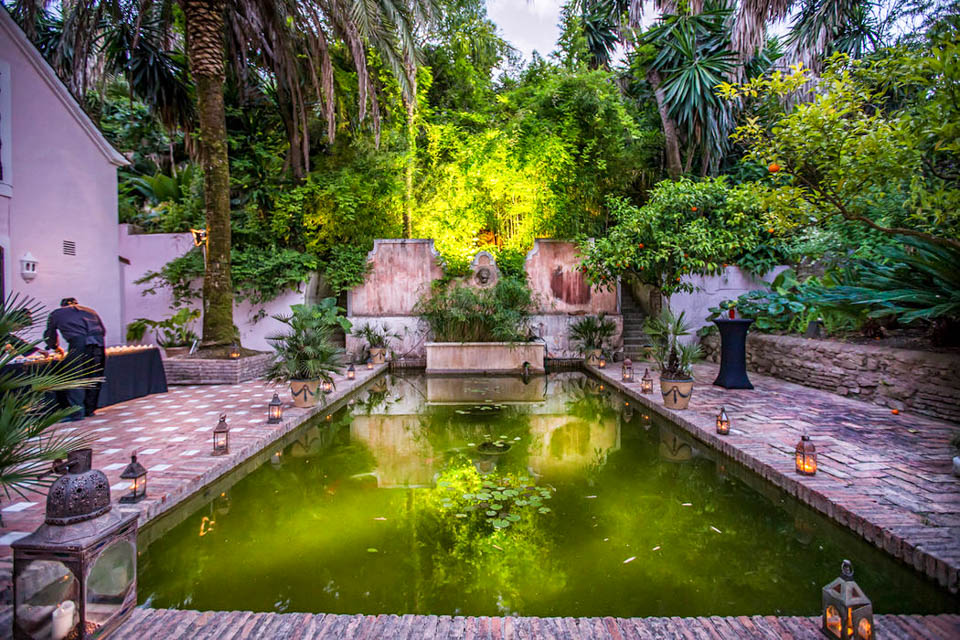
[{"x1": 138, "y1": 373, "x2": 958, "y2": 618}]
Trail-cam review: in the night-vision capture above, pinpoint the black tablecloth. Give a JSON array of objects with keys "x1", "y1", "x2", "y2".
[{"x1": 3, "y1": 348, "x2": 167, "y2": 408}]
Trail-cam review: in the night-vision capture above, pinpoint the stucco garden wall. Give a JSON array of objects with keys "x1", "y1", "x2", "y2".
[
  {"x1": 668, "y1": 266, "x2": 788, "y2": 336},
  {"x1": 701, "y1": 332, "x2": 960, "y2": 423}
]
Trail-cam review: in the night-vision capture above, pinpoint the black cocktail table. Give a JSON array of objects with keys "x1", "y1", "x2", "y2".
[{"x1": 712, "y1": 318, "x2": 754, "y2": 389}]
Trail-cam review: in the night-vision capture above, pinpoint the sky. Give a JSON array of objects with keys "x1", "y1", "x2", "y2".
[{"x1": 487, "y1": 0, "x2": 565, "y2": 62}]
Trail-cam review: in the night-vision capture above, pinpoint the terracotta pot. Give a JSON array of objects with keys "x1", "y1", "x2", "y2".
[
  {"x1": 289, "y1": 380, "x2": 322, "y2": 408},
  {"x1": 369, "y1": 347, "x2": 387, "y2": 364},
  {"x1": 163, "y1": 346, "x2": 190, "y2": 359},
  {"x1": 660, "y1": 377, "x2": 694, "y2": 410},
  {"x1": 584, "y1": 348, "x2": 602, "y2": 366}
]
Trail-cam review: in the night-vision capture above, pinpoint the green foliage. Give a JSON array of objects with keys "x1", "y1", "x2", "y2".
[
  {"x1": 319, "y1": 245, "x2": 372, "y2": 297},
  {"x1": 644, "y1": 307, "x2": 701, "y2": 380},
  {"x1": 416, "y1": 277, "x2": 534, "y2": 343},
  {"x1": 352, "y1": 323, "x2": 401, "y2": 349},
  {"x1": 437, "y1": 466, "x2": 553, "y2": 530},
  {"x1": 580, "y1": 177, "x2": 783, "y2": 296},
  {"x1": 568, "y1": 313, "x2": 617, "y2": 353},
  {"x1": 265, "y1": 304, "x2": 346, "y2": 384},
  {"x1": 127, "y1": 308, "x2": 201, "y2": 347},
  {"x1": 0, "y1": 295, "x2": 95, "y2": 499}
]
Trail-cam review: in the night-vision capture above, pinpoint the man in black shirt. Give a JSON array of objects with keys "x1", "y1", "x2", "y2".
[{"x1": 44, "y1": 297, "x2": 106, "y2": 420}]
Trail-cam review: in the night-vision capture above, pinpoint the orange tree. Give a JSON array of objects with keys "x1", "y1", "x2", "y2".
[{"x1": 578, "y1": 176, "x2": 779, "y2": 297}]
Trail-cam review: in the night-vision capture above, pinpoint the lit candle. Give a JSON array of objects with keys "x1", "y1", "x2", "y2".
[{"x1": 51, "y1": 600, "x2": 75, "y2": 640}]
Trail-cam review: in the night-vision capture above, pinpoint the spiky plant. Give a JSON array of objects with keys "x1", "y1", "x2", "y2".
[
  {"x1": 0, "y1": 294, "x2": 95, "y2": 502},
  {"x1": 643, "y1": 307, "x2": 701, "y2": 380},
  {"x1": 265, "y1": 304, "x2": 344, "y2": 385},
  {"x1": 569, "y1": 313, "x2": 617, "y2": 354}
]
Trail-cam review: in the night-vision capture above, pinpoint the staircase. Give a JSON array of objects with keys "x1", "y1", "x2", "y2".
[{"x1": 620, "y1": 286, "x2": 650, "y2": 361}]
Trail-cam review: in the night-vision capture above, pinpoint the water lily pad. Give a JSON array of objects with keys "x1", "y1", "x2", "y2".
[
  {"x1": 367, "y1": 548, "x2": 378, "y2": 553},
  {"x1": 490, "y1": 503, "x2": 502, "y2": 510},
  {"x1": 507, "y1": 514, "x2": 521, "y2": 522},
  {"x1": 538, "y1": 507, "x2": 551, "y2": 514},
  {"x1": 462, "y1": 493, "x2": 475, "y2": 500},
  {"x1": 486, "y1": 510, "x2": 497, "y2": 517}
]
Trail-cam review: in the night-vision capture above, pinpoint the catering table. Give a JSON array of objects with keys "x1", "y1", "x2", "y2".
[{"x1": 3, "y1": 346, "x2": 167, "y2": 408}]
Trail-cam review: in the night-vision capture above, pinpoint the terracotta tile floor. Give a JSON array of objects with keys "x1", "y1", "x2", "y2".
[
  {"x1": 592, "y1": 362, "x2": 960, "y2": 593},
  {"x1": 0, "y1": 365, "x2": 386, "y2": 596}
]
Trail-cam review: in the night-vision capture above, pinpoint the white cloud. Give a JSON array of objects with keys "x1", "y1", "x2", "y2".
[{"x1": 487, "y1": 0, "x2": 565, "y2": 62}]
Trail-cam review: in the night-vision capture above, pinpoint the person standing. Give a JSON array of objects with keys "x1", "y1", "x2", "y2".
[{"x1": 44, "y1": 297, "x2": 106, "y2": 420}]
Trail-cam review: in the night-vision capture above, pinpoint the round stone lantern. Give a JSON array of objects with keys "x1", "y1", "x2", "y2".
[{"x1": 12, "y1": 449, "x2": 138, "y2": 640}]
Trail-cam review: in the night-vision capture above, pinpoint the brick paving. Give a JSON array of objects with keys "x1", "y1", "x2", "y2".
[
  {"x1": 591, "y1": 362, "x2": 960, "y2": 594},
  {"x1": 0, "y1": 364, "x2": 386, "y2": 598}
]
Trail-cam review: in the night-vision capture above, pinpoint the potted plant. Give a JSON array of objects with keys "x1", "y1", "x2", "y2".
[
  {"x1": 644, "y1": 308, "x2": 701, "y2": 410},
  {"x1": 126, "y1": 308, "x2": 201, "y2": 357},
  {"x1": 569, "y1": 313, "x2": 616, "y2": 365},
  {"x1": 353, "y1": 323, "x2": 400, "y2": 364},
  {"x1": 266, "y1": 305, "x2": 344, "y2": 408}
]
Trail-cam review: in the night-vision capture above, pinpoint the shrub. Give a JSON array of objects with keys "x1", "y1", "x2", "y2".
[
  {"x1": 569, "y1": 314, "x2": 616, "y2": 354},
  {"x1": 416, "y1": 277, "x2": 534, "y2": 343},
  {"x1": 265, "y1": 304, "x2": 345, "y2": 384},
  {"x1": 644, "y1": 308, "x2": 701, "y2": 380}
]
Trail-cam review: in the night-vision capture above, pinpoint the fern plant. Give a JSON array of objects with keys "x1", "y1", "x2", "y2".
[{"x1": 644, "y1": 308, "x2": 701, "y2": 380}]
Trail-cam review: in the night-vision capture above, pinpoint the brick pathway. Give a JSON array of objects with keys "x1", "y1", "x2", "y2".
[
  {"x1": 0, "y1": 364, "x2": 386, "y2": 597},
  {"x1": 591, "y1": 362, "x2": 960, "y2": 594}
]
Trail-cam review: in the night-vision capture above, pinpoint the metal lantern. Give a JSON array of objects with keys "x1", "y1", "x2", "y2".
[
  {"x1": 716, "y1": 407, "x2": 730, "y2": 435},
  {"x1": 229, "y1": 343, "x2": 240, "y2": 359},
  {"x1": 640, "y1": 368, "x2": 654, "y2": 394},
  {"x1": 366, "y1": 357, "x2": 373, "y2": 370},
  {"x1": 796, "y1": 433, "x2": 817, "y2": 475},
  {"x1": 12, "y1": 449, "x2": 138, "y2": 640},
  {"x1": 267, "y1": 393, "x2": 283, "y2": 424},
  {"x1": 622, "y1": 359, "x2": 634, "y2": 382},
  {"x1": 321, "y1": 379, "x2": 333, "y2": 394},
  {"x1": 822, "y1": 560, "x2": 874, "y2": 640},
  {"x1": 346, "y1": 363, "x2": 356, "y2": 381},
  {"x1": 118, "y1": 454, "x2": 147, "y2": 504},
  {"x1": 598, "y1": 355, "x2": 606, "y2": 369},
  {"x1": 212, "y1": 414, "x2": 230, "y2": 456}
]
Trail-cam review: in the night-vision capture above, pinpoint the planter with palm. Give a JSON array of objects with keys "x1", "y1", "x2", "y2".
[
  {"x1": 353, "y1": 324, "x2": 401, "y2": 365},
  {"x1": 266, "y1": 305, "x2": 344, "y2": 408},
  {"x1": 0, "y1": 295, "x2": 94, "y2": 519},
  {"x1": 644, "y1": 308, "x2": 701, "y2": 410},
  {"x1": 569, "y1": 313, "x2": 617, "y2": 365}
]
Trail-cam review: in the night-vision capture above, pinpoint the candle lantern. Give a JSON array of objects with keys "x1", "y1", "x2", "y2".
[
  {"x1": 621, "y1": 359, "x2": 634, "y2": 382},
  {"x1": 346, "y1": 363, "x2": 356, "y2": 381},
  {"x1": 796, "y1": 433, "x2": 817, "y2": 475},
  {"x1": 321, "y1": 379, "x2": 333, "y2": 394},
  {"x1": 267, "y1": 393, "x2": 283, "y2": 424},
  {"x1": 640, "y1": 368, "x2": 653, "y2": 394},
  {"x1": 12, "y1": 449, "x2": 138, "y2": 640},
  {"x1": 716, "y1": 407, "x2": 730, "y2": 435},
  {"x1": 212, "y1": 414, "x2": 230, "y2": 456},
  {"x1": 229, "y1": 343, "x2": 240, "y2": 359},
  {"x1": 598, "y1": 355, "x2": 606, "y2": 369},
  {"x1": 118, "y1": 454, "x2": 147, "y2": 504},
  {"x1": 822, "y1": 560, "x2": 874, "y2": 640},
  {"x1": 366, "y1": 357, "x2": 373, "y2": 370}
]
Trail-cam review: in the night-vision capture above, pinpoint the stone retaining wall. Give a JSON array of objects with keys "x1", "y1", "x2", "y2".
[
  {"x1": 701, "y1": 333, "x2": 960, "y2": 423},
  {"x1": 163, "y1": 352, "x2": 273, "y2": 385}
]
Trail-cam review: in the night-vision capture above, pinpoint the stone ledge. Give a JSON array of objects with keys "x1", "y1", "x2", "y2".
[
  {"x1": 163, "y1": 352, "x2": 274, "y2": 385},
  {"x1": 701, "y1": 333, "x2": 960, "y2": 423}
]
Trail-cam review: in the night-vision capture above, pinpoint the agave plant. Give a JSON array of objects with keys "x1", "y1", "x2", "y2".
[
  {"x1": 265, "y1": 304, "x2": 345, "y2": 385},
  {"x1": 0, "y1": 294, "x2": 95, "y2": 503},
  {"x1": 644, "y1": 308, "x2": 701, "y2": 380}
]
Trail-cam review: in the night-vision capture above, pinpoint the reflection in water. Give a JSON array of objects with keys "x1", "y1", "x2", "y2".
[{"x1": 137, "y1": 373, "x2": 960, "y2": 619}]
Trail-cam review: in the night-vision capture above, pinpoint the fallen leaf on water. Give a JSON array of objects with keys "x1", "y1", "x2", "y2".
[
  {"x1": 492, "y1": 544, "x2": 503, "y2": 551},
  {"x1": 367, "y1": 548, "x2": 378, "y2": 553},
  {"x1": 585, "y1": 495, "x2": 598, "y2": 499},
  {"x1": 652, "y1": 546, "x2": 661, "y2": 551},
  {"x1": 623, "y1": 556, "x2": 636, "y2": 564},
  {"x1": 681, "y1": 503, "x2": 692, "y2": 507},
  {"x1": 710, "y1": 526, "x2": 722, "y2": 534},
  {"x1": 603, "y1": 538, "x2": 609, "y2": 542},
  {"x1": 373, "y1": 517, "x2": 387, "y2": 521}
]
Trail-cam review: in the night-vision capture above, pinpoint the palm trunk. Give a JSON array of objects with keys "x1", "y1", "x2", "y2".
[
  {"x1": 184, "y1": 0, "x2": 235, "y2": 347},
  {"x1": 647, "y1": 69, "x2": 683, "y2": 179}
]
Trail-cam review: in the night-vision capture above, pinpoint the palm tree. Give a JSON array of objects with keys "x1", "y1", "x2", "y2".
[{"x1": 11, "y1": 0, "x2": 434, "y2": 346}]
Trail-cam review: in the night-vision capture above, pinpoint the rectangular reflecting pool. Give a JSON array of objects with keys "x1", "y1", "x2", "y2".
[{"x1": 137, "y1": 373, "x2": 959, "y2": 618}]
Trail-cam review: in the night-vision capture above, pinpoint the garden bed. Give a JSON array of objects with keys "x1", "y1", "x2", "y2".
[
  {"x1": 163, "y1": 352, "x2": 273, "y2": 385},
  {"x1": 425, "y1": 342, "x2": 545, "y2": 374}
]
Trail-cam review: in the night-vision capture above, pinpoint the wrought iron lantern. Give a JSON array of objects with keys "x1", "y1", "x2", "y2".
[
  {"x1": 267, "y1": 393, "x2": 283, "y2": 424},
  {"x1": 346, "y1": 363, "x2": 356, "y2": 381},
  {"x1": 12, "y1": 449, "x2": 138, "y2": 640},
  {"x1": 321, "y1": 379, "x2": 333, "y2": 394},
  {"x1": 118, "y1": 454, "x2": 147, "y2": 504},
  {"x1": 822, "y1": 560, "x2": 874, "y2": 640},
  {"x1": 190, "y1": 227, "x2": 207, "y2": 247},
  {"x1": 716, "y1": 407, "x2": 730, "y2": 435},
  {"x1": 212, "y1": 414, "x2": 230, "y2": 456},
  {"x1": 622, "y1": 359, "x2": 634, "y2": 382},
  {"x1": 366, "y1": 357, "x2": 373, "y2": 370},
  {"x1": 640, "y1": 368, "x2": 653, "y2": 394},
  {"x1": 796, "y1": 433, "x2": 817, "y2": 475},
  {"x1": 229, "y1": 343, "x2": 240, "y2": 359},
  {"x1": 598, "y1": 355, "x2": 606, "y2": 369}
]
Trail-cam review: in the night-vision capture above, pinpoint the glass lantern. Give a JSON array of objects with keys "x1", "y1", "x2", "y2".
[
  {"x1": 229, "y1": 343, "x2": 240, "y2": 359},
  {"x1": 640, "y1": 368, "x2": 653, "y2": 394},
  {"x1": 796, "y1": 433, "x2": 817, "y2": 475},
  {"x1": 267, "y1": 393, "x2": 283, "y2": 424},
  {"x1": 118, "y1": 454, "x2": 147, "y2": 504},
  {"x1": 598, "y1": 355, "x2": 606, "y2": 369},
  {"x1": 621, "y1": 359, "x2": 634, "y2": 382},
  {"x1": 822, "y1": 560, "x2": 874, "y2": 640},
  {"x1": 321, "y1": 379, "x2": 333, "y2": 394},
  {"x1": 13, "y1": 449, "x2": 138, "y2": 640},
  {"x1": 212, "y1": 414, "x2": 230, "y2": 456},
  {"x1": 716, "y1": 407, "x2": 730, "y2": 435},
  {"x1": 366, "y1": 357, "x2": 373, "y2": 370},
  {"x1": 346, "y1": 363, "x2": 356, "y2": 381}
]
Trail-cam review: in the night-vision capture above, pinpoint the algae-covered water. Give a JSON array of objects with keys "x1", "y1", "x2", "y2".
[{"x1": 138, "y1": 373, "x2": 958, "y2": 618}]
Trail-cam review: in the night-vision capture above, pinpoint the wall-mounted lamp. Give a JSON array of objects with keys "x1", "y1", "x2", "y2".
[{"x1": 20, "y1": 252, "x2": 37, "y2": 281}]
